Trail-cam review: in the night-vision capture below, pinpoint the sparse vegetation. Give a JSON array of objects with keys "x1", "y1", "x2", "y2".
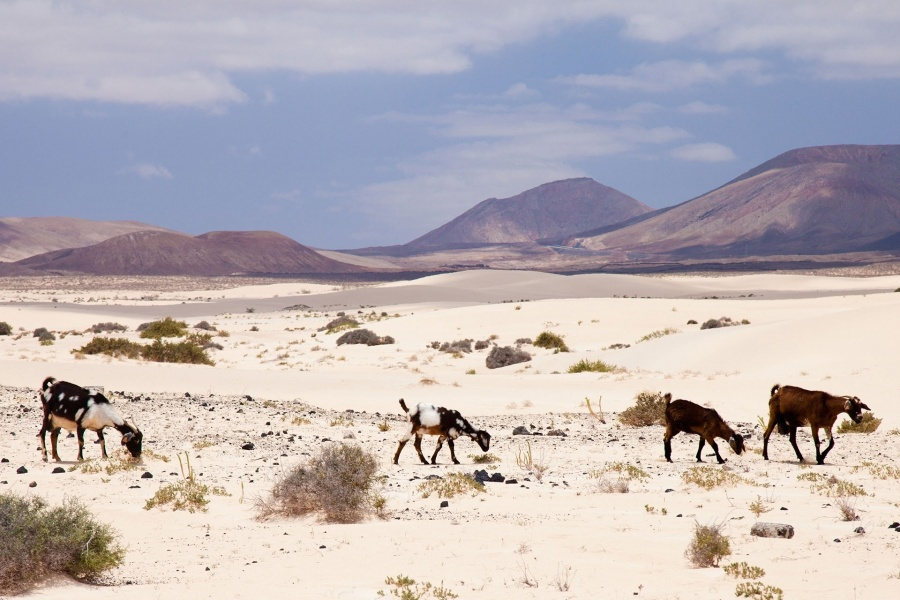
[
  {"x1": 380, "y1": 575, "x2": 458, "y2": 599},
  {"x1": 336, "y1": 328, "x2": 395, "y2": 346},
  {"x1": 735, "y1": 582, "x2": 784, "y2": 600},
  {"x1": 700, "y1": 316, "x2": 748, "y2": 330},
  {"x1": 637, "y1": 327, "x2": 679, "y2": 343},
  {"x1": 139, "y1": 317, "x2": 189, "y2": 339},
  {"x1": 515, "y1": 439, "x2": 549, "y2": 481},
  {"x1": 533, "y1": 331, "x2": 569, "y2": 352},
  {"x1": 685, "y1": 521, "x2": 731, "y2": 567},
  {"x1": 748, "y1": 495, "x2": 771, "y2": 518},
  {"x1": 89, "y1": 322, "x2": 128, "y2": 333},
  {"x1": 142, "y1": 338, "x2": 215, "y2": 365},
  {"x1": 681, "y1": 466, "x2": 745, "y2": 490},
  {"x1": 144, "y1": 452, "x2": 228, "y2": 513},
  {"x1": 324, "y1": 315, "x2": 359, "y2": 334},
  {"x1": 75, "y1": 337, "x2": 145, "y2": 359},
  {"x1": 0, "y1": 493, "x2": 125, "y2": 595},
  {"x1": 836, "y1": 412, "x2": 882, "y2": 433},
  {"x1": 417, "y1": 472, "x2": 485, "y2": 499},
  {"x1": 471, "y1": 453, "x2": 500, "y2": 464},
  {"x1": 485, "y1": 345, "x2": 531, "y2": 369},
  {"x1": 567, "y1": 359, "x2": 618, "y2": 373},
  {"x1": 618, "y1": 391, "x2": 666, "y2": 427},
  {"x1": 723, "y1": 562, "x2": 765, "y2": 580},
  {"x1": 256, "y1": 443, "x2": 383, "y2": 523}
]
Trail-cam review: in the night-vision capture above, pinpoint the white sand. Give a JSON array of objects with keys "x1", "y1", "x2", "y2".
[{"x1": 1, "y1": 270, "x2": 899, "y2": 599}]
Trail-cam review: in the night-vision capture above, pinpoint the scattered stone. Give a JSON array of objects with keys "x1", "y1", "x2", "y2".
[
  {"x1": 241, "y1": 442, "x2": 255, "y2": 451},
  {"x1": 1, "y1": 458, "x2": 8, "y2": 463},
  {"x1": 546, "y1": 429, "x2": 567, "y2": 437},
  {"x1": 665, "y1": 488, "x2": 675, "y2": 493},
  {"x1": 141, "y1": 471, "x2": 153, "y2": 479},
  {"x1": 129, "y1": 485, "x2": 140, "y2": 489},
  {"x1": 505, "y1": 479, "x2": 518, "y2": 484},
  {"x1": 52, "y1": 466, "x2": 65, "y2": 474},
  {"x1": 834, "y1": 538, "x2": 841, "y2": 543},
  {"x1": 750, "y1": 522, "x2": 795, "y2": 539},
  {"x1": 889, "y1": 522, "x2": 900, "y2": 529},
  {"x1": 29, "y1": 481, "x2": 37, "y2": 488},
  {"x1": 512, "y1": 426, "x2": 530, "y2": 436},
  {"x1": 16, "y1": 466, "x2": 27, "y2": 474},
  {"x1": 854, "y1": 527, "x2": 865, "y2": 534},
  {"x1": 440, "y1": 500, "x2": 449, "y2": 508}
]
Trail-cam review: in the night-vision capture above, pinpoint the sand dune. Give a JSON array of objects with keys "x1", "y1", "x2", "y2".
[{"x1": 1, "y1": 271, "x2": 899, "y2": 599}]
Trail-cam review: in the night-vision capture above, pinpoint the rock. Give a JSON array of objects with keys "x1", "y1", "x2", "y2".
[
  {"x1": 854, "y1": 527, "x2": 865, "y2": 534},
  {"x1": 512, "y1": 426, "x2": 530, "y2": 436},
  {"x1": 546, "y1": 429, "x2": 567, "y2": 437},
  {"x1": 440, "y1": 500, "x2": 449, "y2": 508},
  {"x1": 505, "y1": 479, "x2": 518, "y2": 485},
  {"x1": 29, "y1": 481, "x2": 37, "y2": 488},
  {"x1": 16, "y1": 466, "x2": 27, "y2": 474},
  {"x1": 241, "y1": 442, "x2": 255, "y2": 451},
  {"x1": 52, "y1": 467, "x2": 65, "y2": 474},
  {"x1": 1, "y1": 458, "x2": 8, "y2": 463},
  {"x1": 750, "y1": 522, "x2": 795, "y2": 539},
  {"x1": 474, "y1": 469, "x2": 490, "y2": 483},
  {"x1": 889, "y1": 522, "x2": 900, "y2": 529},
  {"x1": 141, "y1": 471, "x2": 153, "y2": 479}
]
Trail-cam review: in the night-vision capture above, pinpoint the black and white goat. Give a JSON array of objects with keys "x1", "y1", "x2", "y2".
[
  {"x1": 38, "y1": 376, "x2": 142, "y2": 462},
  {"x1": 393, "y1": 398, "x2": 490, "y2": 465}
]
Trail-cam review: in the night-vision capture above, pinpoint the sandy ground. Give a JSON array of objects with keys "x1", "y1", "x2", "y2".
[{"x1": 1, "y1": 270, "x2": 899, "y2": 599}]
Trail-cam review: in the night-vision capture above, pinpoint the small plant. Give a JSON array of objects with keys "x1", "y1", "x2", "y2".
[
  {"x1": 256, "y1": 443, "x2": 381, "y2": 523},
  {"x1": 291, "y1": 416, "x2": 311, "y2": 426},
  {"x1": 681, "y1": 466, "x2": 744, "y2": 490},
  {"x1": 465, "y1": 369, "x2": 476, "y2": 375},
  {"x1": 801, "y1": 473, "x2": 867, "y2": 497},
  {"x1": 380, "y1": 574, "x2": 458, "y2": 599},
  {"x1": 330, "y1": 414, "x2": 354, "y2": 427},
  {"x1": 585, "y1": 396, "x2": 606, "y2": 423},
  {"x1": 378, "y1": 419, "x2": 391, "y2": 432},
  {"x1": 748, "y1": 495, "x2": 771, "y2": 518},
  {"x1": 618, "y1": 391, "x2": 666, "y2": 427},
  {"x1": 637, "y1": 327, "x2": 679, "y2": 343},
  {"x1": 723, "y1": 562, "x2": 765, "y2": 579},
  {"x1": 533, "y1": 331, "x2": 569, "y2": 352},
  {"x1": 590, "y1": 461, "x2": 649, "y2": 483},
  {"x1": 417, "y1": 472, "x2": 485, "y2": 499},
  {"x1": 470, "y1": 453, "x2": 500, "y2": 464},
  {"x1": 139, "y1": 317, "x2": 188, "y2": 339},
  {"x1": 834, "y1": 495, "x2": 859, "y2": 521},
  {"x1": 836, "y1": 412, "x2": 882, "y2": 433},
  {"x1": 567, "y1": 359, "x2": 618, "y2": 373},
  {"x1": 685, "y1": 521, "x2": 731, "y2": 567},
  {"x1": 735, "y1": 582, "x2": 784, "y2": 600},
  {"x1": 553, "y1": 564, "x2": 575, "y2": 592},
  {"x1": 144, "y1": 452, "x2": 228, "y2": 513},
  {"x1": 324, "y1": 315, "x2": 359, "y2": 334},
  {"x1": 515, "y1": 439, "x2": 549, "y2": 481},
  {"x1": 0, "y1": 493, "x2": 125, "y2": 595}
]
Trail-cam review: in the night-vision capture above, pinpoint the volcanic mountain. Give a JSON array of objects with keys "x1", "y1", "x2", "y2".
[
  {"x1": 0, "y1": 217, "x2": 172, "y2": 262},
  {"x1": 569, "y1": 145, "x2": 900, "y2": 257},
  {"x1": 403, "y1": 177, "x2": 652, "y2": 250},
  {"x1": 15, "y1": 230, "x2": 367, "y2": 276}
]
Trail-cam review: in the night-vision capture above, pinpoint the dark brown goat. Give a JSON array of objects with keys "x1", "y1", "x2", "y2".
[
  {"x1": 393, "y1": 398, "x2": 490, "y2": 465},
  {"x1": 663, "y1": 393, "x2": 745, "y2": 464},
  {"x1": 763, "y1": 384, "x2": 870, "y2": 465}
]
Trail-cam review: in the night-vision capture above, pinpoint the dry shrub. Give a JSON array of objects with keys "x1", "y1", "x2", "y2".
[
  {"x1": 837, "y1": 412, "x2": 882, "y2": 433},
  {"x1": 618, "y1": 391, "x2": 667, "y2": 427},
  {"x1": 486, "y1": 345, "x2": 531, "y2": 369},
  {"x1": 336, "y1": 328, "x2": 394, "y2": 346},
  {"x1": 685, "y1": 521, "x2": 731, "y2": 567},
  {"x1": 0, "y1": 493, "x2": 124, "y2": 595},
  {"x1": 257, "y1": 443, "x2": 382, "y2": 523}
]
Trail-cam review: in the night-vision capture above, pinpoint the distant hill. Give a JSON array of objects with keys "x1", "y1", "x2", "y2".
[
  {"x1": 568, "y1": 145, "x2": 900, "y2": 257},
  {"x1": 0, "y1": 216, "x2": 173, "y2": 262},
  {"x1": 404, "y1": 178, "x2": 651, "y2": 250},
  {"x1": 15, "y1": 230, "x2": 368, "y2": 276}
]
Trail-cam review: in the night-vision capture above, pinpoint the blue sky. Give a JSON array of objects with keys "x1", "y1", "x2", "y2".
[{"x1": 2, "y1": 1, "x2": 899, "y2": 249}]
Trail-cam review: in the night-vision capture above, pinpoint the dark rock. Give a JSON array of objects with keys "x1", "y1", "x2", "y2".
[
  {"x1": 889, "y1": 522, "x2": 900, "y2": 529},
  {"x1": 854, "y1": 527, "x2": 865, "y2": 534},
  {"x1": 505, "y1": 479, "x2": 518, "y2": 484},
  {"x1": 546, "y1": 429, "x2": 567, "y2": 437},
  {"x1": 29, "y1": 481, "x2": 37, "y2": 488},
  {"x1": 16, "y1": 466, "x2": 27, "y2": 474},
  {"x1": 834, "y1": 538, "x2": 841, "y2": 543},
  {"x1": 241, "y1": 442, "x2": 255, "y2": 451},
  {"x1": 1, "y1": 458, "x2": 8, "y2": 463},
  {"x1": 129, "y1": 485, "x2": 140, "y2": 489},
  {"x1": 474, "y1": 469, "x2": 490, "y2": 483},
  {"x1": 52, "y1": 467, "x2": 65, "y2": 474},
  {"x1": 512, "y1": 426, "x2": 530, "y2": 436},
  {"x1": 665, "y1": 488, "x2": 675, "y2": 493},
  {"x1": 141, "y1": 472, "x2": 153, "y2": 479},
  {"x1": 440, "y1": 500, "x2": 449, "y2": 508}
]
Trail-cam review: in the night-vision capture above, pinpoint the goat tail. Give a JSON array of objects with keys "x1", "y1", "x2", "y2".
[
  {"x1": 770, "y1": 383, "x2": 781, "y2": 397},
  {"x1": 41, "y1": 376, "x2": 56, "y2": 392},
  {"x1": 398, "y1": 398, "x2": 409, "y2": 413}
]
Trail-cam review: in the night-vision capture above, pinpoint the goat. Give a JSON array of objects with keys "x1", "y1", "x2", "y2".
[
  {"x1": 762, "y1": 384, "x2": 870, "y2": 465},
  {"x1": 663, "y1": 393, "x2": 745, "y2": 464},
  {"x1": 38, "y1": 377, "x2": 142, "y2": 462},
  {"x1": 393, "y1": 398, "x2": 490, "y2": 465}
]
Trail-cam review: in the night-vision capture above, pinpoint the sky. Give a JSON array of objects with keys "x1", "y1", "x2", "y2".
[{"x1": 2, "y1": 1, "x2": 900, "y2": 250}]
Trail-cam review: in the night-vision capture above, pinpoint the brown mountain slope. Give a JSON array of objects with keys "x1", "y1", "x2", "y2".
[
  {"x1": 570, "y1": 145, "x2": 900, "y2": 257},
  {"x1": 404, "y1": 177, "x2": 652, "y2": 250},
  {"x1": 16, "y1": 230, "x2": 367, "y2": 276},
  {"x1": 0, "y1": 216, "x2": 173, "y2": 262}
]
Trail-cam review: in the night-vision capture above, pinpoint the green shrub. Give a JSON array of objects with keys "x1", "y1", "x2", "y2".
[
  {"x1": 0, "y1": 322, "x2": 12, "y2": 336},
  {"x1": 139, "y1": 317, "x2": 188, "y2": 339},
  {"x1": 735, "y1": 581, "x2": 783, "y2": 600},
  {"x1": 567, "y1": 359, "x2": 617, "y2": 373},
  {"x1": 533, "y1": 331, "x2": 569, "y2": 352},
  {"x1": 324, "y1": 315, "x2": 359, "y2": 334},
  {"x1": 75, "y1": 337, "x2": 145, "y2": 359},
  {"x1": 685, "y1": 521, "x2": 731, "y2": 567},
  {"x1": 141, "y1": 339, "x2": 215, "y2": 365},
  {"x1": 256, "y1": 443, "x2": 382, "y2": 523},
  {"x1": 0, "y1": 493, "x2": 125, "y2": 595},
  {"x1": 723, "y1": 562, "x2": 765, "y2": 580},
  {"x1": 618, "y1": 391, "x2": 666, "y2": 426},
  {"x1": 836, "y1": 412, "x2": 882, "y2": 433}
]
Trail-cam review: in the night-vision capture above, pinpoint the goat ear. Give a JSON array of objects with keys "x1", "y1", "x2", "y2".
[
  {"x1": 859, "y1": 402, "x2": 871, "y2": 411},
  {"x1": 122, "y1": 432, "x2": 134, "y2": 443},
  {"x1": 843, "y1": 399, "x2": 852, "y2": 411}
]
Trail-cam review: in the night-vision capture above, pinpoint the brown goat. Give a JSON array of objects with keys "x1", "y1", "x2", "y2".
[
  {"x1": 762, "y1": 384, "x2": 870, "y2": 465},
  {"x1": 663, "y1": 393, "x2": 745, "y2": 464}
]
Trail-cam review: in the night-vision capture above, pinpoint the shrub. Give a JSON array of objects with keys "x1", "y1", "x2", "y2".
[
  {"x1": 336, "y1": 328, "x2": 394, "y2": 346},
  {"x1": 637, "y1": 327, "x2": 679, "y2": 343},
  {"x1": 139, "y1": 317, "x2": 188, "y2": 339},
  {"x1": 0, "y1": 321, "x2": 12, "y2": 336},
  {"x1": 533, "y1": 331, "x2": 569, "y2": 352},
  {"x1": 144, "y1": 453, "x2": 227, "y2": 513},
  {"x1": 437, "y1": 339, "x2": 474, "y2": 354},
  {"x1": 685, "y1": 521, "x2": 731, "y2": 567},
  {"x1": 568, "y1": 359, "x2": 618, "y2": 373},
  {"x1": 417, "y1": 472, "x2": 485, "y2": 499},
  {"x1": 618, "y1": 391, "x2": 666, "y2": 427},
  {"x1": 0, "y1": 493, "x2": 125, "y2": 595},
  {"x1": 485, "y1": 345, "x2": 531, "y2": 369},
  {"x1": 323, "y1": 315, "x2": 359, "y2": 334},
  {"x1": 89, "y1": 322, "x2": 127, "y2": 333},
  {"x1": 141, "y1": 339, "x2": 215, "y2": 365},
  {"x1": 33, "y1": 327, "x2": 50, "y2": 338},
  {"x1": 75, "y1": 337, "x2": 145, "y2": 359},
  {"x1": 700, "y1": 316, "x2": 746, "y2": 330},
  {"x1": 735, "y1": 582, "x2": 783, "y2": 600},
  {"x1": 256, "y1": 443, "x2": 382, "y2": 523},
  {"x1": 723, "y1": 562, "x2": 765, "y2": 580},
  {"x1": 38, "y1": 330, "x2": 56, "y2": 345},
  {"x1": 194, "y1": 320, "x2": 217, "y2": 331},
  {"x1": 682, "y1": 466, "x2": 745, "y2": 490},
  {"x1": 836, "y1": 412, "x2": 882, "y2": 433}
]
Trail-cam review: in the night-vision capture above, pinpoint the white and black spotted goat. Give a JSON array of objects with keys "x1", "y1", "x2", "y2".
[
  {"x1": 38, "y1": 376, "x2": 143, "y2": 462},
  {"x1": 393, "y1": 398, "x2": 490, "y2": 465}
]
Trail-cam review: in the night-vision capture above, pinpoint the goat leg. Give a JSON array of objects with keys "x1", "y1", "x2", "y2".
[
  {"x1": 413, "y1": 435, "x2": 429, "y2": 464},
  {"x1": 446, "y1": 438, "x2": 460, "y2": 464},
  {"x1": 787, "y1": 427, "x2": 804, "y2": 463},
  {"x1": 694, "y1": 437, "x2": 706, "y2": 463}
]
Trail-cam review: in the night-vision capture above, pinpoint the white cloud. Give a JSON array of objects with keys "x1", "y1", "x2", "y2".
[
  {"x1": 678, "y1": 101, "x2": 728, "y2": 115},
  {"x1": 119, "y1": 163, "x2": 173, "y2": 180},
  {"x1": 3, "y1": 2, "x2": 900, "y2": 107},
  {"x1": 669, "y1": 142, "x2": 736, "y2": 162},
  {"x1": 560, "y1": 59, "x2": 770, "y2": 93}
]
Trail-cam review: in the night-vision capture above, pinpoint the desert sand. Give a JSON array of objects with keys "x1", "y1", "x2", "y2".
[{"x1": 1, "y1": 270, "x2": 899, "y2": 599}]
